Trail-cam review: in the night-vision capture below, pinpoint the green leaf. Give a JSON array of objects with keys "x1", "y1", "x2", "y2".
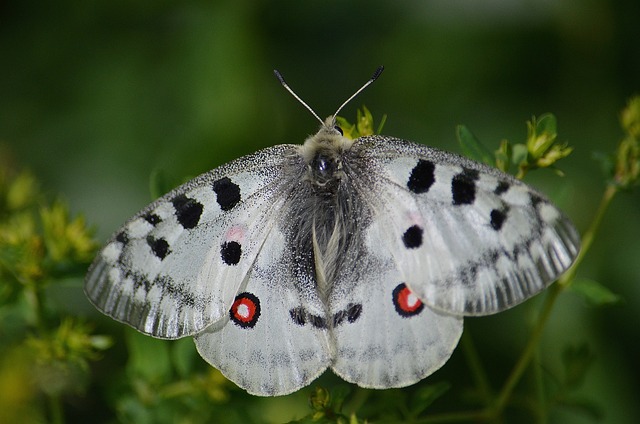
[
  {"x1": 148, "y1": 169, "x2": 188, "y2": 200},
  {"x1": 125, "y1": 329, "x2": 172, "y2": 382},
  {"x1": 557, "y1": 395, "x2": 604, "y2": 421},
  {"x1": 376, "y1": 113, "x2": 387, "y2": 135},
  {"x1": 535, "y1": 113, "x2": 557, "y2": 135},
  {"x1": 593, "y1": 151, "x2": 615, "y2": 183},
  {"x1": 570, "y1": 278, "x2": 623, "y2": 306},
  {"x1": 148, "y1": 168, "x2": 171, "y2": 200},
  {"x1": 117, "y1": 395, "x2": 155, "y2": 424},
  {"x1": 494, "y1": 139, "x2": 512, "y2": 173},
  {"x1": 330, "y1": 384, "x2": 352, "y2": 412},
  {"x1": 512, "y1": 143, "x2": 529, "y2": 167},
  {"x1": 456, "y1": 125, "x2": 495, "y2": 166},
  {"x1": 409, "y1": 381, "x2": 451, "y2": 417},
  {"x1": 562, "y1": 343, "x2": 595, "y2": 389},
  {"x1": 171, "y1": 338, "x2": 198, "y2": 378}
]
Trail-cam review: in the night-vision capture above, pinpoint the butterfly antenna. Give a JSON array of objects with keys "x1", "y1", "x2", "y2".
[
  {"x1": 274, "y1": 69, "x2": 324, "y2": 126},
  {"x1": 331, "y1": 65, "x2": 384, "y2": 125}
]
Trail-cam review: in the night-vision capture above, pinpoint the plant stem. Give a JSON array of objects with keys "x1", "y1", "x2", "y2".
[
  {"x1": 533, "y1": 345, "x2": 547, "y2": 424},
  {"x1": 492, "y1": 283, "x2": 561, "y2": 415},
  {"x1": 491, "y1": 183, "x2": 618, "y2": 417},
  {"x1": 460, "y1": 331, "x2": 493, "y2": 403},
  {"x1": 559, "y1": 184, "x2": 618, "y2": 286},
  {"x1": 49, "y1": 394, "x2": 64, "y2": 424}
]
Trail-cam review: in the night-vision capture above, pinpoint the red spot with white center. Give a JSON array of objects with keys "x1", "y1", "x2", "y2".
[
  {"x1": 230, "y1": 292, "x2": 260, "y2": 328},
  {"x1": 392, "y1": 283, "x2": 425, "y2": 317}
]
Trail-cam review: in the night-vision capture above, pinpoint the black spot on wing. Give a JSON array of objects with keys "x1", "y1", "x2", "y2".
[
  {"x1": 402, "y1": 225, "x2": 424, "y2": 249},
  {"x1": 116, "y1": 231, "x2": 129, "y2": 244},
  {"x1": 345, "y1": 303, "x2": 362, "y2": 323},
  {"x1": 220, "y1": 241, "x2": 242, "y2": 265},
  {"x1": 125, "y1": 271, "x2": 209, "y2": 318},
  {"x1": 332, "y1": 303, "x2": 362, "y2": 326},
  {"x1": 144, "y1": 213, "x2": 162, "y2": 226},
  {"x1": 407, "y1": 159, "x2": 435, "y2": 194},
  {"x1": 129, "y1": 270, "x2": 152, "y2": 293},
  {"x1": 494, "y1": 181, "x2": 510, "y2": 195},
  {"x1": 154, "y1": 274, "x2": 196, "y2": 308},
  {"x1": 490, "y1": 208, "x2": 509, "y2": 231},
  {"x1": 289, "y1": 307, "x2": 307, "y2": 326},
  {"x1": 290, "y1": 305, "x2": 360, "y2": 329},
  {"x1": 332, "y1": 310, "x2": 347, "y2": 326},
  {"x1": 452, "y1": 168, "x2": 479, "y2": 205},
  {"x1": 146, "y1": 236, "x2": 170, "y2": 260},
  {"x1": 172, "y1": 194, "x2": 203, "y2": 229},
  {"x1": 530, "y1": 193, "x2": 544, "y2": 207},
  {"x1": 213, "y1": 177, "x2": 241, "y2": 211},
  {"x1": 309, "y1": 314, "x2": 327, "y2": 329}
]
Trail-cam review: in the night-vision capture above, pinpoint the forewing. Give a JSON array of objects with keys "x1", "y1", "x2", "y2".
[
  {"x1": 85, "y1": 145, "x2": 295, "y2": 339},
  {"x1": 194, "y1": 225, "x2": 332, "y2": 396},
  {"x1": 353, "y1": 136, "x2": 580, "y2": 316}
]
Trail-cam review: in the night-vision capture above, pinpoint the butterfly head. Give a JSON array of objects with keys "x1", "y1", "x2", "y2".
[
  {"x1": 274, "y1": 66, "x2": 384, "y2": 189},
  {"x1": 300, "y1": 119, "x2": 354, "y2": 188}
]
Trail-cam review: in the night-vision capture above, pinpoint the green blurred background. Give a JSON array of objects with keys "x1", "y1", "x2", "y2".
[{"x1": 1, "y1": 0, "x2": 639, "y2": 422}]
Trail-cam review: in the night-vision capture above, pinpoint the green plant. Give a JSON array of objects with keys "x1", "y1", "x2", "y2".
[
  {"x1": 1, "y1": 96, "x2": 637, "y2": 423},
  {"x1": 0, "y1": 160, "x2": 109, "y2": 424}
]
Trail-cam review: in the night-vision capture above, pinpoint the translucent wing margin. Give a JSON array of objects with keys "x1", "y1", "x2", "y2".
[
  {"x1": 353, "y1": 136, "x2": 580, "y2": 316},
  {"x1": 84, "y1": 145, "x2": 295, "y2": 339}
]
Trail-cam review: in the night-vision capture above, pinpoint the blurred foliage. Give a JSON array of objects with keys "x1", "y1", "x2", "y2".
[
  {"x1": 0, "y1": 160, "x2": 109, "y2": 424},
  {"x1": 457, "y1": 113, "x2": 573, "y2": 178},
  {"x1": 607, "y1": 96, "x2": 640, "y2": 189},
  {"x1": 1, "y1": 0, "x2": 639, "y2": 422},
  {"x1": 0, "y1": 101, "x2": 637, "y2": 422}
]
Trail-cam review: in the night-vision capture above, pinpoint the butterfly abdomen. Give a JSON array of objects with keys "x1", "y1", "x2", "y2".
[{"x1": 282, "y1": 130, "x2": 371, "y2": 298}]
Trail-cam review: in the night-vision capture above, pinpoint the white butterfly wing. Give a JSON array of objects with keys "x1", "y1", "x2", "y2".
[
  {"x1": 352, "y1": 136, "x2": 580, "y2": 316},
  {"x1": 85, "y1": 145, "x2": 297, "y2": 338},
  {"x1": 328, "y1": 236, "x2": 463, "y2": 389},
  {"x1": 194, "y1": 225, "x2": 332, "y2": 397},
  {"x1": 85, "y1": 124, "x2": 581, "y2": 396}
]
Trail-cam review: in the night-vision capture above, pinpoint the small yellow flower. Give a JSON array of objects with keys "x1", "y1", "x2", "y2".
[
  {"x1": 40, "y1": 201, "x2": 96, "y2": 264},
  {"x1": 536, "y1": 143, "x2": 574, "y2": 168},
  {"x1": 516, "y1": 113, "x2": 573, "y2": 178},
  {"x1": 621, "y1": 96, "x2": 640, "y2": 138},
  {"x1": 0, "y1": 212, "x2": 45, "y2": 283},
  {"x1": 336, "y1": 106, "x2": 386, "y2": 140},
  {"x1": 6, "y1": 171, "x2": 38, "y2": 211},
  {"x1": 612, "y1": 96, "x2": 640, "y2": 188}
]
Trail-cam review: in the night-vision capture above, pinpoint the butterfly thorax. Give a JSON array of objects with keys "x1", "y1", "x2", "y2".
[{"x1": 291, "y1": 125, "x2": 363, "y2": 297}]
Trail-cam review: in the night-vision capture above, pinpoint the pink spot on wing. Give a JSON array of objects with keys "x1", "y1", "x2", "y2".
[
  {"x1": 226, "y1": 225, "x2": 246, "y2": 243},
  {"x1": 406, "y1": 211, "x2": 424, "y2": 226}
]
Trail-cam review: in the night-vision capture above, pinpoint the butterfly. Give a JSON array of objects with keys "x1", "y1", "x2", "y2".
[{"x1": 85, "y1": 66, "x2": 580, "y2": 396}]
